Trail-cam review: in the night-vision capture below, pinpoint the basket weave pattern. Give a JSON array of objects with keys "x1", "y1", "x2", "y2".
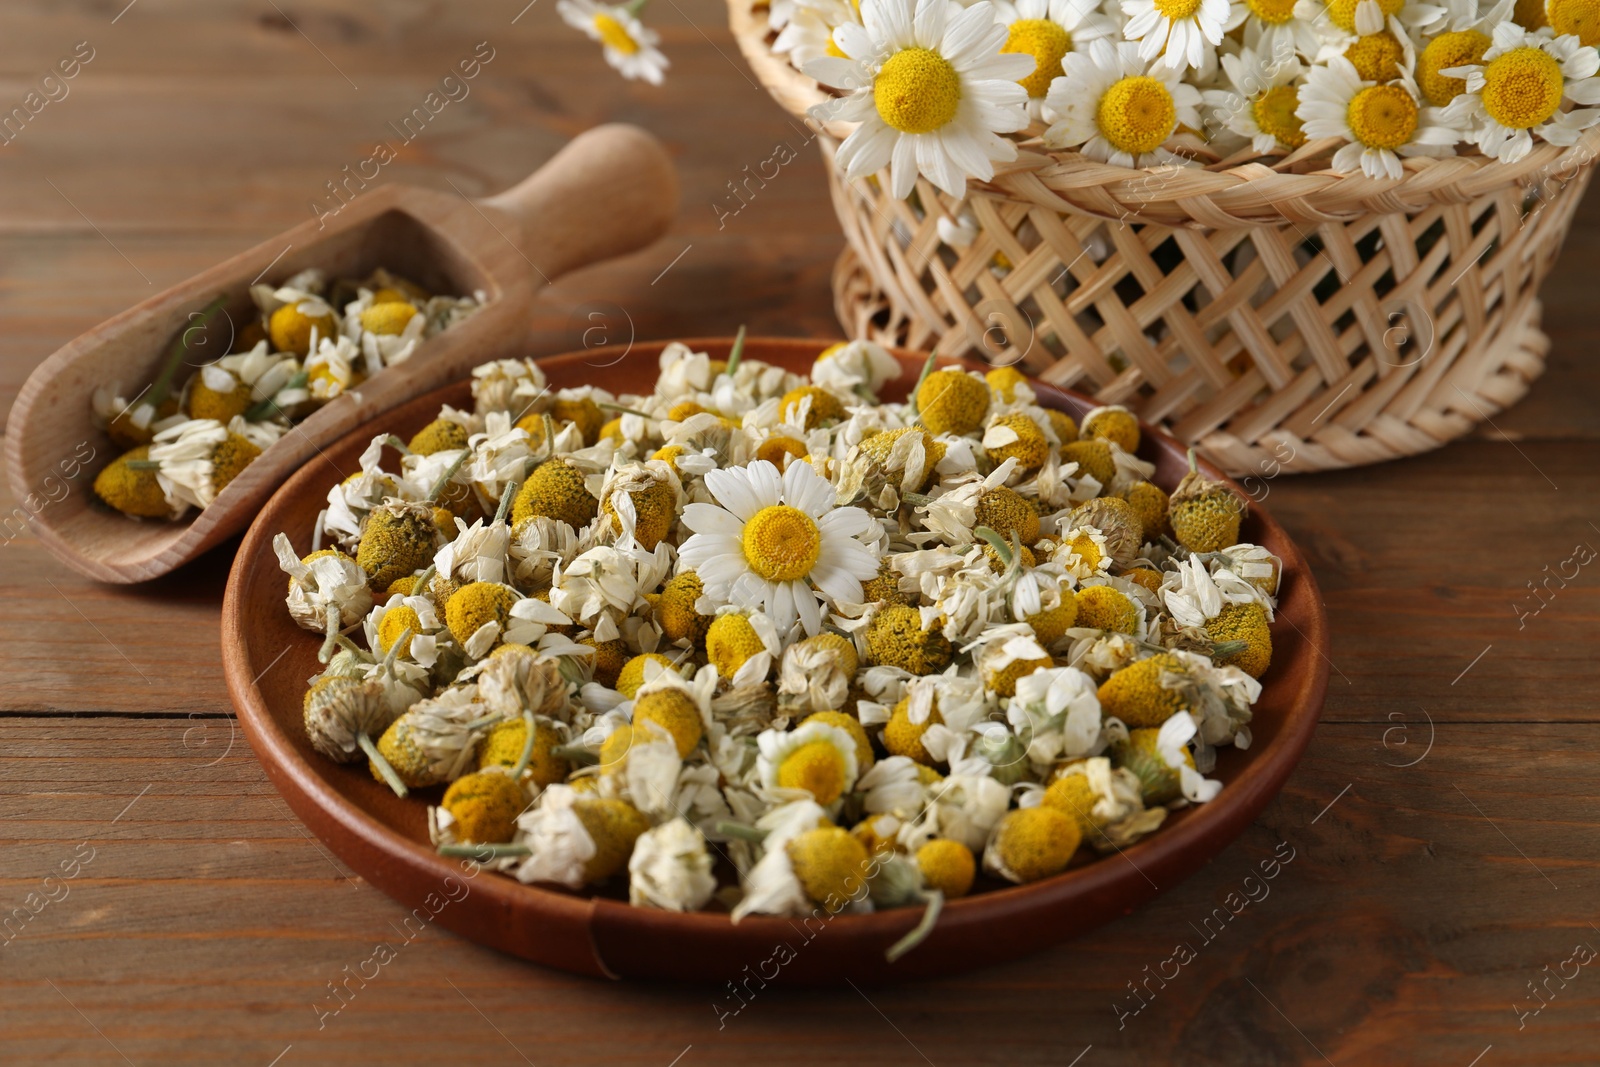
[{"x1": 729, "y1": 0, "x2": 1597, "y2": 474}]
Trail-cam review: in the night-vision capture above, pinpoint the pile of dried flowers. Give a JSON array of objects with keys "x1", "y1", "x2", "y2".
[{"x1": 279, "y1": 335, "x2": 1281, "y2": 957}]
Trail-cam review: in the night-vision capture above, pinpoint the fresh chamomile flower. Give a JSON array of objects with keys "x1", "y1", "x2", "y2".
[
  {"x1": 1296, "y1": 57, "x2": 1461, "y2": 178},
  {"x1": 1413, "y1": 0, "x2": 1511, "y2": 106},
  {"x1": 1440, "y1": 24, "x2": 1600, "y2": 163},
  {"x1": 757, "y1": 719, "x2": 863, "y2": 804},
  {"x1": 1204, "y1": 48, "x2": 1309, "y2": 153},
  {"x1": 1043, "y1": 40, "x2": 1205, "y2": 168},
  {"x1": 678, "y1": 458, "x2": 879, "y2": 635},
  {"x1": 1120, "y1": 0, "x2": 1231, "y2": 74},
  {"x1": 628, "y1": 818, "x2": 718, "y2": 911},
  {"x1": 803, "y1": 0, "x2": 1035, "y2": 199},
  {"x1": 1298, "y1": 0, "x2": 1445, "y2": 38},
  {"x1": 775, "y1": 0, "x2": 864, "y2": 70},
  {"x1": 993, "y1": 0, "x2": 1119, "y2": 117},
  {"x1": 558, "y1": 0, "x2": 670, "y2": 85}
]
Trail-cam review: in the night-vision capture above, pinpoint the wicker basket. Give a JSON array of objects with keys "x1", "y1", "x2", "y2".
[{"x1": 728, "y1": 0, "x2": 1598, "y2": 474}]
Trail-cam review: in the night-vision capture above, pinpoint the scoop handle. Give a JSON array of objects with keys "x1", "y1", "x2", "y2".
[{"x1": 479, "y1": 123, "x2": 678, "y2": 283}]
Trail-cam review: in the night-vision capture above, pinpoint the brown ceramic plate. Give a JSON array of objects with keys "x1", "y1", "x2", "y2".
[{"x1": 223, "y1": 338, "x2": 1329, "y2": 985}]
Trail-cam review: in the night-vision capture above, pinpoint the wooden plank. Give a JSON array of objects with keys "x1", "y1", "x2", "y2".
[{"x1": 0, "y1": 716, "x2": 1594, "y2": 1064}]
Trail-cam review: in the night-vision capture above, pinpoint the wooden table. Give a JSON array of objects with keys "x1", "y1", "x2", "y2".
[{"x1": 2, "y1": 3, "x2": 1596, "y2": 1064}]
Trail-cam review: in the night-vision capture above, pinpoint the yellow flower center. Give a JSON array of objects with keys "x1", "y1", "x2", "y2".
[
  {"x1": 1154, "y1": 0, "x2": 1205, "y2": 17},
  {"x1": 1345, "y1": 84, "x2": 1418, "y2": 150},
  {"x1": 741, "y1": 504, "x2": 822, "y2": 582},
  {"x1": 1251, "y1": 84, "x2": 1306, "y2": 147},
  {"x1": 1417, "y1": 30, "x2": 1491, "y2": 106},
  {"x1": 1549, "y1": 0, "x2": 1600, "y2": 44},
  {"x1": 874, "y1": 47, "x2": 963, "y2": 134},
  {"x1": 1324, "y1": 0, "x2": 1403, "y2": 32},
  {"x1": 1003, "y1": 19, "x2": 1072, "y2": 98},
  {"x1": 776, "y1": 740, "x2": 850, "y2": 804},
  {"x1": 593, "y1": 12, "x2": 640, "y2": 54},
  {"x1": 1245, "y1": 0, "x2": 1298, "y2": 23},
  {"x1": 1344, "y1": 30, "x2": 1406, "y2": 83},
  {"x1": 1480, "y1": 46, "x2": 1566, "y2": 129},
  {"x1": 1096, "y1": 76, "x2": 1177, "y2": 156}
]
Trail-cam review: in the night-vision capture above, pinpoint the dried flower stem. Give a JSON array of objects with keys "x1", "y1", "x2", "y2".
[
  {"x1": 357, "y1": 732, "x2": 409, "y2": 798},
  {"x1": 885, "y1": 889, "x2": 944, "y2": 963}
]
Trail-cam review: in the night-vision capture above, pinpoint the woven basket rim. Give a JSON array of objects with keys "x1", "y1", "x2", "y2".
[{"x1": 728, "y1": 0, "x2": 1600, "y2": 227}]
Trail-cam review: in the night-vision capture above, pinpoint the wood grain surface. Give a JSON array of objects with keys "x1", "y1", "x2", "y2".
[{"x1": 1, "y1": 1, "x2": 1597, "y2": 1064}]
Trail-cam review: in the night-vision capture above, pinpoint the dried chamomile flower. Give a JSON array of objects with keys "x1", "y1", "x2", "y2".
[
  {"x1": 983, "y1": 412, "x2": 1050, "y2": 472},
  {"x1": 477, "y1": 713, "x2": 571, "y2": 788},
  {"x1": 916, "y1": 838, "x2": 976, "y2": 899},
  {"x1": 777, "y1": 632, "x2": 859, "y2": 713},
  {"x1": 1005, "y1": 665, "x2": 1103, "y2": 768},
  {"x1": 866, "y1": 605, "x2": 953, "y2": 675},
  {"x1": 515, "y1": 787, "x2": 650, "y2": 887},
  {"x1": 442, "y1": 768, "x2": 529, "y2": 844},
  {"x1": 757, "y1": 719, "x2": 861, "y2": 804},
  {"x1": 916, "y1": 368, "x2": 989, "y2": 436},
  {"x1": 600, "y1": 461, "x2": 680, "y2": 550},
  {"x1": 984, "y1": 805, "x2": 1080, "y2": 884},
  {"x1": 1059, "y1": 439, "x2": 1116, "y2": 487},
  {"x1": 628, "y1": 817, "x2": 718, "y2": 911},
  {"x1": 303, "y1": 675, "x2": 397, "y2": 765},
  {"x1": 476, "y1": 644, "x2": 572, "y2": 721},
  {"x1": 811, "y1": 339, "x2": 901, "y2": 398},
  {"x1": 616, "y1": 652, "x2": 678, "y2": 698},
  {"x1": 372, "y1": 688, "x2": 489, "y2": 790},
  {"x1": 1074, "y1": 584, "x2": 1143, "y2": 634},
  {"x1": 357, "y1": 501, "x2": 442, "y2": 590},
  {"x1": 1169, "y1": 452, "x2": 1245, "y2": 553},
  {"x1": 1041, "y1": 756, "x2": 1166, "y2": 849},
  {"x1": 1119, "y1": 480, "x2": 1170, "y2": 542},
  {"x1": 1097, "y1": 651, "x2": 1196, "y2": 728},
  {"x1": 513, "y1": 458, "x2": 599, "y2": 530},
  {"x1": 147, "y1": 419, "x2": 263, "y2": 513},
  {"x1": 444, "y1": 581, "x2": 522, "y2": 653},
  {"x1": 1079, "y1": 405, "x2": 1140, "y2": 452},
  {"x1": 1205, "y1": 601, "x2": 1273, "y2": 678},
  {"x1": 656, "y1": 571, "x2": 712, "y2": 645},
  {"x1": 1068, "y1": 497, "x2": 1143, "y2": 566},
  {"x1": 787, "y1": 826, "x2": 872, "y2": 912},
  {"x1": 274, "y1": 533, "x2": 373, "y2": 635},
  {"x1": 93, "y1": 446, "x2": 174, "y2": 518}
]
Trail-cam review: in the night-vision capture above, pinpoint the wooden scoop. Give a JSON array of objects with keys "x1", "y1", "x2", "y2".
[{"x1": 4, "y1": 123, "x2": 677, "y2": 584}]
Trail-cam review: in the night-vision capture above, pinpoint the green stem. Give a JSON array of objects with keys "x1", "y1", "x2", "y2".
[
  {"x1": 715, "y1": 820, "x2": 768, "y2": 843},
  {"x1": 317, "y1": 605, "x2": 343, "y2": 664},
  {"x1": 722, "y1": 325, "x2": 746, "y2": 378},
  {"x1": 623, "y1": 0, "x2": 649, "y2": 13},
  {"x1": 510, "y1": 711, "x2": 537, "y2": 777},
  {"x1": 1209, "y1": 639, "x2": 1248, "y2": 659},
  {"x1": 493, "y1": 480, "x2": 519, "y2": 526},
  {"x1": 551, "y1": 743, "x2": 596, "y2": 764},
  {"x1": 465, "y1": 713, "x2": 505, "y2": 730},
  {"x1": 973, "y1": 526, "x2": 1012, "y2": 567},
  {"x1": 901, "y1": 491, "x2": 932, "y2": 507},
  {"x1": 330, "y1": 633, "x2": 367, "y2": 659},
  {"x1": 425, "y1": 450, "x2": 470, "y2": 504},
  {"x1": 438, "y1": 843, "x2": 530, "y2": 859},
  {"x1": 384, "y1": 434, "x2": 414, "y2": 456},
  {"x1": 907, "y1": 351, "x2": 938, "y2": 416},
  {"x1": 357, "y1": 732, "x2": 409, "y2": 798},
  {"x1": 126, "y1": 459, "x2": 162, "y2": 471},
  {"x1": 1186, "y1": 447, "x2": 1199, "y2": 476},
  {"x1": 885, "y1": 890, "x2": 944, "y2": 963},
  {"x1": 245, "y1": 369, "x2": 308, "y2": 422},
  {"x1": 148, "y1": 295, "x2": 229, "y2": 408},
  {"x1": 413, "y1": 564, "x2": 437, "y2": 599}
]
